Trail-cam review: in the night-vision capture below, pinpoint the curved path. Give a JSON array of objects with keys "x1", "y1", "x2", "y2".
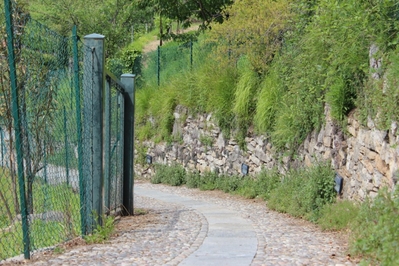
[
  {"x1": 135, "y1": 186, "x2": 257, "y2": 266},
  {"x1": 5, "y1": 181, "x2": 355, "y2": 265}
]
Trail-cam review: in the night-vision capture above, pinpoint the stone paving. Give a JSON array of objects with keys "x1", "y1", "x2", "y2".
[{"x1": 3, "y1": 181, "x2": 356, "y2": 265}]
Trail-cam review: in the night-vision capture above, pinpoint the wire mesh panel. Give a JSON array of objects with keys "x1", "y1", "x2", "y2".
[
  {"x1": 1, "y1": 0, "x2": 82, "y2": 260},
  {"x1": 1, "y1": 0, "x2": 134, "y2": 260},
  {"x1": 139, "y1": 40, "x2": 216, "y2": 89},
  {"x1": 105, "y1": 76, "x2": 125, "y2": 215}
]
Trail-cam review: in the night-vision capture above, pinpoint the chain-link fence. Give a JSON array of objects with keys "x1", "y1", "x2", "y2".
[
  {"x1": 138, "y1": 39, "x2": 216, "y2": 88},
  {"x1": 104, "y1": 73, "x2": 125, "y2": 215},
  {"x1": 1, "y1": 0, "x2": 135, "y2": 261},
  {"x1": 0, "y1": 0, "x2": 81, "y2": 259}
]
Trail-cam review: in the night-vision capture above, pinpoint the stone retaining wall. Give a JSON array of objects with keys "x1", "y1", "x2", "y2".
[{"x1": 135, "y1": 105, "x2": 399, "y2": 201}]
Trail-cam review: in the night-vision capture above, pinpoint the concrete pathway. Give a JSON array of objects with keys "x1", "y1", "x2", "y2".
[{"x1": 134, "y1": 186, "x2": 257, "y2": 266}]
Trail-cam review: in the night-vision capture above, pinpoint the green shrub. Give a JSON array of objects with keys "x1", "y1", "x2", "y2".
[
  {"x1": 215, "y1": 175, "x2": 241, "y2": 193},
  {"x1": 198, "y1": 171, "x2": 218, "y2": 191},
  {"x1": 317, "y1": 200, "x2": 359, "y2": 231},
  {"x1": 350, "y1": 188, "x2": 399, "y2": 265},
  {"x1": 150, "y1": 164, "x2": 164, "y2": 184},
  {"x1": 236, "y1": 178, "x2": 258, "y2": 199},
  {"x1": 267, "y1": 163, "x2": 335, "y2": 220},
  {"x1": 151, "y1": 164, "x2": 186, "y2": 186},
  {"x1": 255, "y1": 169, "x2": 281, "y2": 200},
  {"x1": 186, "y1": 171, "x2": 201, "y2": 188}
]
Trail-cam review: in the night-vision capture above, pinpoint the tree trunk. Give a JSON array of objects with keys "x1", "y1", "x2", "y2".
[
  {"x1": 9, "y1": 125, "x2": 20, "y2": 215},
  {"x1": 0, "y1": 189, "x2": 13, "y2": 224}
]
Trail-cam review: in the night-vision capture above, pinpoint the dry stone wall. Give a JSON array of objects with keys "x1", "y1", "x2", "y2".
[{"x1": 135, "y1": 105, "x2": 399, "y2": 201}]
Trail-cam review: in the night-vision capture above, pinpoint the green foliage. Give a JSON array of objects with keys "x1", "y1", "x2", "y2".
[
  {"x1": 267, "y1": 163, "x2": 336, "y2": 220},
  {"x1": 198, "y1": 171, "x2": 218, "y2": 191},
  {"x1": 85, "y1": 214, "x2": 115, "y2": 244},
  {"x1": 358, "y1": 49, "x2": 399, "y2": 129},
  {"x1": 185, "y1": 171, "x2": 201, "y2": 189},
  {"x1": 254, "y1": 68, "x2": 284, "y2": 133},
  {"x1": 350, "y1": 188, "x2": 399, "y2": 265},
  {"x1": 254, "y1": 169, "x2": 281, "y2": 200},
  {"x1": 152, "y1": 0, "x2": 233, "y2": 29},
  {"x1": 151, "y1": 164, "x2": 186, "y2": 186},
  {"x1": 134, "y1": 208, "x2": 148, "y2": 215},
  {"x1": 210, "y1": 0, "x2": 292, "y2": 73},
  {"x1": 53, "y1": 246, "x2": 65, "y2": 254},
  {"x1": 28, "y1": 0, "x2": 154, "y2": 57},
  {"x1": 214, "y1": 175, "x2": 241, "y2": 193},
  {"x1": 199, "y1": 135, "x2": 213, "y2": 147},
  {"x1": 233, "y1": 57, "x2": 260, "y2": 146},
  {"x1": 0, "y1": 179, "x2": 81, "y2": 260},
  {"x1": 317, "y1": 200, "x2": 359, "y2": 231}
]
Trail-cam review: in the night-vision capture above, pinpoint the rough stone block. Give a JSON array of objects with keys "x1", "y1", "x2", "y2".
[
  {"x1": 247, "y1": 143, "x2": 256, "y2": 152},
  {"x1": 255, "y1": 150, "x2": 269, "y2": 162},
  {"x1": 347, "y1": 125, "x2": 357, "y2": 137},
  {"x1": 250, "y1": 155, "x2": 261, "y2": 166},
  {"x1": 376, "y1": 155, "x2": 388, "y2": 175},
  {"x1": 305, "y1": 155, "x2": 312, "y2": 167},
  {"x1": 323, "y1": 137, "x2": 332, "y2": 148},
  {"x1": 361, "y1": 160, "x2": 374, "y2": 174},
  {"x1": 366, "y1": 149, "x2": 377, "y2": 160},
  {"x1": 323, "y1": 150, "x2": 331, "y2": 160}
]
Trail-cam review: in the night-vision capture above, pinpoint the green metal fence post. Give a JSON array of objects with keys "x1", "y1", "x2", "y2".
[
  {"x1": 157, "y1": 46, "x2": 160, "y2": 86},
  {"x1": 72, "y1": 25, "x2": 86, "y2": 236},
  {"x1": 63, "y1": 106, "x2": 70, "y2": 187},
  {"x1": 190, "y1": 40, "x2": 193, "y2": 68},
  {"x1": 4, "y1": 0, "x2": 30, "y2": 259},
  {"x1": 121, "y1": 74, "x2": 135, "y2": 215},
  {"x1": 83, "y1": 33, "x2": 105, "y2": 230}
]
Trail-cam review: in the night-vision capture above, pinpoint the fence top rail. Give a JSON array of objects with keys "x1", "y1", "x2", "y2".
[{"x1": 105, "y1": 68, "x2": 125, "y2": 93}]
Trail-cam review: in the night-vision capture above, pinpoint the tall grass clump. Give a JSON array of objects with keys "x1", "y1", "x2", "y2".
[
  {"x1": 254, "y1": 68, "x2": 285, "y2": 133},
  {"x1": 233, "y1": 57, "x2": 260, "y2": 145}
]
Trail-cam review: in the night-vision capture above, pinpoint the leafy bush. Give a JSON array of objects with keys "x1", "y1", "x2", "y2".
[
  {"x1": 267, "y1": 163, "x2": 336, "y2": 220},
  {"x1": 255, "y1": 169, "x2": 281, "y2": 200},
  {"x1": 186, "y1": 171, "x2": 201, "y2": 188},
  {"x1": 198, "y1": 171, "x2": 218, "y2": 191},
  {"x1": 350, "y1": 188, "x2": 399, "y2": 265},
  {"x1": 215, "y1": 175, "x2": 241, "y2": 193},
  {"x1": 151, "y1": 164, "x2": 186, "y2": 186}
]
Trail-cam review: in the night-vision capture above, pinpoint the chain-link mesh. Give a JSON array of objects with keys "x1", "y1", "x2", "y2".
[
  {"x1": 139, "y1": 40, "x2": 216, "y2": 89},
  {"x1": 0, "y1": 0, "x2": 82, "y2": 260},
  {"x1": 105, "y1": 77, "x2": 124, "y2": 215},
  {"x1": 1, "y1": 0, "x2": 132, "y2": 260}
]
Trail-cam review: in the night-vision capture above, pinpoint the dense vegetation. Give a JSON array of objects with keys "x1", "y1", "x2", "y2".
[
  {"x1": 131, "y1": 0, "x2": 399, "y2": 264},
  {"x1": 134, "y1": 0, "x2": 399, "y2": 150}
]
